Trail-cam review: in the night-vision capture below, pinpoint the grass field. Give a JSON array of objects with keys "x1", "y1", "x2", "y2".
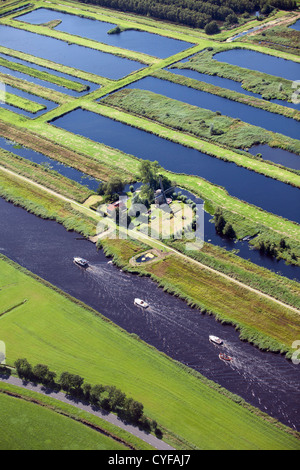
[
  {"x1": 0, "y1": 390, "x2": 129, "y2": 450},
  {"x1": 0, "y1": 255, "x2": 299, "y2": 450}
]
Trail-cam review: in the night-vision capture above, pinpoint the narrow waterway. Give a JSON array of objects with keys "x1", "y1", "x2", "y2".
[
  {"x1": 169, "y1": 66, "x2": 300, "y2": 111},
  {"x1": 51, "y1": 107, "x2": 300, "y2": 224},
  {"x1": 0, "y1": 197, "x2": 299, "y2": 431},
  {"x1": 1, "y1": 137, "x2": 298, "y2": 280},
  {"x1": 123, "y1": 75, "x2": 300, "y2": 140},
  {"x1": 1, "y1": 83, "x2": 57, "y2": 117},
  {"x1": 0, "y1": 53, "x2": 100, "y2": 97}
]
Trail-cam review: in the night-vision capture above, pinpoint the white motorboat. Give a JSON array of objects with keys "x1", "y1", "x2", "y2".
[
  {"x1": 134, "y1": 298, "x2": 149, "y2": 308},
  {"x1": 209, "y1": 335, "x2": 223, "y2": 345},
  {"x1": 73, "y1": 257, "x2": 89, "y2": 268}
]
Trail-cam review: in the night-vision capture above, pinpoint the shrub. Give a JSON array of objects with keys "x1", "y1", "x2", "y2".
[{"x1": 205, "y1": 21, "x2": 220, "y2": 35}]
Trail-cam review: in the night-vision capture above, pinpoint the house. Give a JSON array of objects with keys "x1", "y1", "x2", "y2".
[{"x1": 107, "y1": 200, "x2": 126, "y2": 217}]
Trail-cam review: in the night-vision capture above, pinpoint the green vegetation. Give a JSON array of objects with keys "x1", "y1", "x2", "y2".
[
  {"x1": 101, "y1": 87, "x2": 300, "y2": 164},
  {"x1": 0, "y1": 56, "x2": 88, "y2": 92},
  {"x1": 0, "y1": 108, "x2": 299, "y2": 267},
  {"x1": 5, "y1": 91, "x2": 45, "y2": 114},
  {"x1": 100, "y1": 238, "x2": 300, "y2": 357},
  {"x1": 14, "y1": 358, "x2": 163, "y2": 436},
  {"x1": 171, "y1": 46, "x2": 300, "y2": 104},
  {"x1": 74, "y1": 0, "x2": 296, "y2": 31},
  {"x1": 0, "y1": 71, "x2": 73, "y2": 105},
  {"x1": 242, "y1": 23, "x2": 300, "y2": 56},
  {"x1": 1, "y1": 255, "x2": 299, "y2": 449},
  {"x1": 0, "y1": 148, "x2": 94, "y2": 202},
  {"x1": 168, "y1": 240, "x2": 300, "y2": 309},
  {"x1": 0, "y1": 167, "x2": 97, "y2": 237}
]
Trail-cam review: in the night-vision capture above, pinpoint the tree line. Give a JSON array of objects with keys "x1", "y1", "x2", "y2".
[
  {"x1": 77, "y1": 0, "x2": 297, "y2": 31},
  {"x1": 13, "y1": 358, "x2": 163, "y2": 436}
]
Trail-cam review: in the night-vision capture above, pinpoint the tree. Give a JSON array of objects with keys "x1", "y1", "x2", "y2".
[
  {"x1": 214, "y1": 209, "x2": 226, "y2": 234},
  {"x1": 107, "y1": 386, "x2": 126, "y2": 410},
  {"x1": 226, "y1": 13, "x2": 238, "y2": 24},
  {"x1": 223, "y1": 222, "x2": 235, "y2": 239},
  {"x1": 59, "y1": 371, "x2": 84, "y2": 395},
  {"x1": 89, "y1": 384, "x2": 105, "y2": 406},
  {"x1": 33, "y1": 364, "x2": 56, "y2": 385},
  {"x1": 15, "y1": 358, "x2": 33, "y2": 380},
  {"x1": 98, "y1": 176, "x2": 125, "y2": 202},
  {"x1": 124, "y1": 397, "x2": 144, "y2": 423},
  {"x1": 205, "y1": 21, "x2": 220, "y2": 35}
]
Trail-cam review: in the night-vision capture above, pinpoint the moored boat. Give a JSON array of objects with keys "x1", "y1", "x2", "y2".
[
  {"x1": 209, "y1": 335, "x2": 223, "y2": 345},
  {"x1": 73, "y1": 257, "x2": 89, "y2": 268},
  {"x1": 134, "y1": 298, "x2": 149, "y2": 308}
]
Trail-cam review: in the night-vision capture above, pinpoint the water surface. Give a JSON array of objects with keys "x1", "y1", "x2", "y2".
[
  {"x1": 51, "y1": 107, "x2": 300, "y2": 224},
  {"x1": 15, "y1": 7, "x2": 193, "y2": 58},
  {"x1": 0, "y1": 196, "x2": 299, "y2": 431},
  {"x1": 1, "y1": 83, "x2": 57, "y2": 117},
  {"x1": 0, "y1": 24, "x2": 145, "y2": 79},
  {"x1": 169, "y1": 66, "x2": 300, "y2": 110},
  {"x1": 0, "y1": 53, "x2": 99, "y2": 96},
  {"x1": 247, "y1": 144, "x2": 300, "y2": 171},
  {"x1": 214, "y1": 49, "x2": 300, "y2": 82},
  {"x1": 289, "y1": 19, "x2": 300, "y2": 31},
  {"x1": 123, "y1": 76, "x2": 300, "y2": 140}
]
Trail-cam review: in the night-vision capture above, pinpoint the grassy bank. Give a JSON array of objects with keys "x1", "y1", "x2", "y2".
[
  {"x1": 0, "y1": 254, "x2": 299, "y2": 449},
  {"x1": 4, "y1": 11, "x2": 158, "y2": 65},
  {"x1": 0, "y1": 71, "x2": 73, "y2": 105},
  {"x1": 0, "y1": 56, "x2": 88, "y2": 92},
  {"x1": 100, "y1": 238, "x2": 300, "y2": 358},
  {"x1": 170, "y1": 45, "x2": 300, "y2": 106},
  {"x1": 4, "y1": 91, "x2": 45, "y2": 114},
  {"x1": 0, "y1": 45, "x2": 107, "y2": 85},
  {"x1": 101, "y1": 87, "x2": 300, "y2": 177},
  {"x1": 242, "y1": 24, "x2": 300, "y2": 56},
  {"x1": 0, "y1": 147, "x2": 94, "y2": 203},
  {"x1": 0, "y1": 108, "x2": 299, "y2": 266},
  {"x1": 0, "y1": 167, "x2": 97, "y2": 237}
]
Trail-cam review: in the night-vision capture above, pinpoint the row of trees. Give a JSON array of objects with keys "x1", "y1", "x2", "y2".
[
  {"x1": 14, "y1": 358, "x2": 162, "y2": 435},
  {"x1": 77, "y1": 0, "x2": 297, "y2": 31}
]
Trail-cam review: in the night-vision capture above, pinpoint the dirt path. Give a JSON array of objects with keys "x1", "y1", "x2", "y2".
[
  {"x1": 227, "y1": 12, "x2": 300, "y2": 42},
  {"x1": 247, "y1": 13, "x2": 300, "y2": 37},
  {"x1": 1, "y1": 165, "x2": 299, "y2": 316},
  {"x1": 0, "y1": 375, "x2": 174, "y2": 450}
]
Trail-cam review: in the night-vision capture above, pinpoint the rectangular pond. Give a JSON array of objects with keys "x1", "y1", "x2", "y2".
[
  {"x1": 214, "y1": 49, "x2": 300, "y2": 82},
  {"x1": 168, "y1": 66, "x2": 300, "y2": 111},
  {"x1": 121, "y1": 76, "x2": 300, "y2": 141},
  {"x1": 0, "y1": 24, "x2": 145, "y2": 79},
  {"x1": 50, "y1": 107, "x2": 300, "y2": 224},
  {"x1": 15, "y1": 7, "x2": 194, "y2": 59}
]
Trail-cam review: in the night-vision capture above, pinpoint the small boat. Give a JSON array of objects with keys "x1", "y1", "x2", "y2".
[
  {"x1": 134, "y1": 298, "x2": 149, "y2": 308},
  {"x1": 73, "y1": 257, "x2": 89, "y2": 268},
  {"x1": 219, "y1": 353, "x2": 233, "y2": 362},
  {"x1": 209, "y1": 335, "x2": 223, "y2": 345}
]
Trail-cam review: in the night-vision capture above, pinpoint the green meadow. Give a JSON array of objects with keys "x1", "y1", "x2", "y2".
[
  {"x1": 0, "y1": 255, "x2": 299, "y2": 450},
  {"x1": 0, "y1": 390, "x2": 129, "y2": 450}
]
